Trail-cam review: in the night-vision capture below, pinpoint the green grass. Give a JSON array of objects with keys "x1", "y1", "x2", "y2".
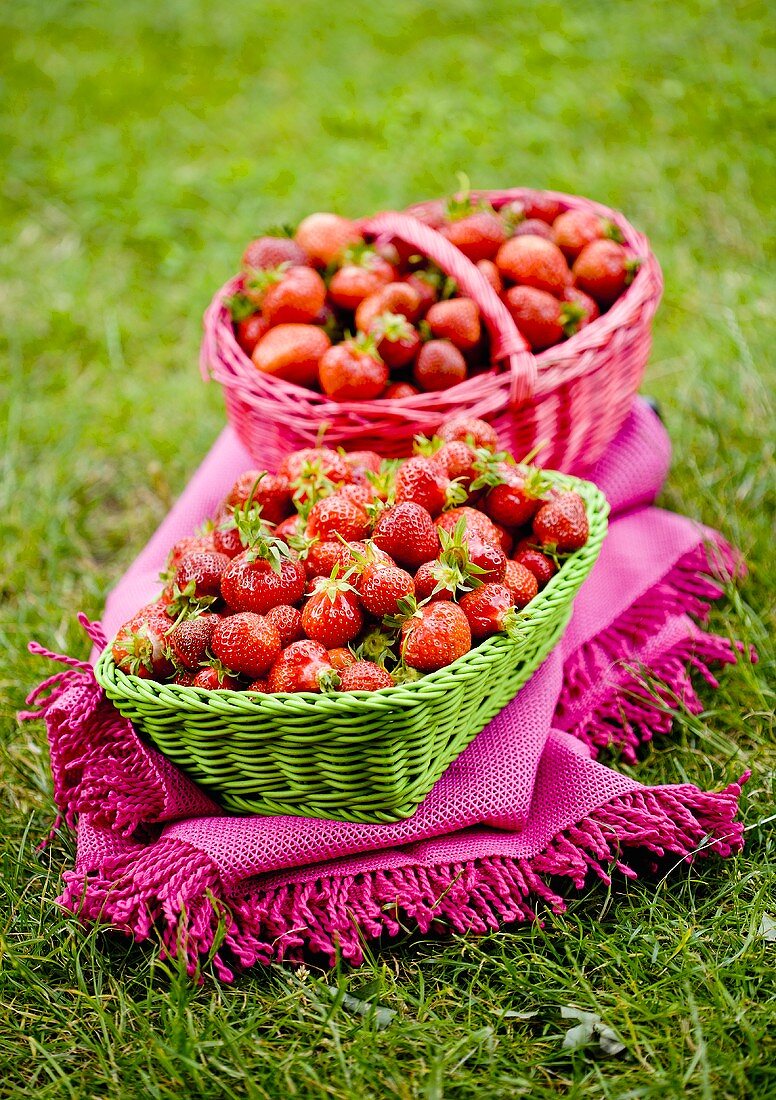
[{"x1": 1, "y1": 0, "x2": 775, "y2": 1095}]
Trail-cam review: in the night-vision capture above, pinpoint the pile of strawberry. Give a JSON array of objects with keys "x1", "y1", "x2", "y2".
[
  {"x1": 228, "y1": 188, "x2": 640, "y2": 400},
  {"x1": 111, "y1": 416, "x2": 591, "y2": 694}
]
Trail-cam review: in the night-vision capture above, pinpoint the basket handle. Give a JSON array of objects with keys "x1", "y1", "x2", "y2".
[{"x1": 361, "y1": 210, "x2": 538, "y2": 406}]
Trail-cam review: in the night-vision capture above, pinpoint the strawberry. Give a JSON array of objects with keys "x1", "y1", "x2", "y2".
[
  {"x1": 413, "y1": 340, "x2": 467, "y2": 392},
  {"x1": 265, "y1": 603, "x2": 304, "y2": 648},
  {"x1": 521, "y1": 193, "x2": 563, "y2": 224},
  {"x1": 192, "y1": 664, "x2": 242, "y2": 690},
  {"x1": 112, "y1": 605, "x2": 174, "y2": 679},
  {"x1": 328, "y1": 250, "x2": 395, "y2": 310},
  {"x1": 477, "y1": 463, "x2": 549, "y2": 527},
  {"x1": 174, "y1": 550, "x2": 230, "y2": 600},
  {"x1": 434, "y1": 506, "x2": 502, "y2": 547},
  {"x1": 373, "y1": 502, "x2": 440, "y2": 570},
  {"x1": 532, "y1": 490, "x2": 589, "y2": 551},
  {"x1": 404, "y1": 271, "x2": 439, "y2": 315},
  {"x1": 247, "y1": 679, "x2": 270, "y2": 693},
  {"x1": 211, "y1": 612, "x2": 281, "y2": 679},
  {"x1": 460, "y1": 583, "x2": 518, "y2": 638},
  {"x1": 503, "y1": 286, "x2": 564, "y2": 351},
  {"x1": 279, "y1": 447, "x2": 352, "y2": 493},
  {"x1": 174, "y1": 670, "x2": 197, "y2": 686},
  {"x1": 306, "y1": 493, "x2": 371, "y2": 541},
  {"x1": 383, "y1": 381, "x2": 420, "y2": 400},
  {"x1": 267, "y1": 640, "x2": 339, "y2": 693},
  {"x1": 425, "y1": 298, "x2": 481, "y2": 351},
  {"x1": 166, "y1": 613, "x2": 219, "y2": 671},
  {"x1": 512, "y1": 548, "x2": 557, "y2": 588},
  {"x1": 161, "y1": 534, "x2": 215, "y2": 582},
  {"x1": 221, "y1": 543, "x2": 306, "y2": 614},
  {"x1": 436, "y1": 416, "x2": 499, "y2": 451},
  {"x1": 413, "y1": 560, "x2": 455, "y2": 602},
  {"x1": 561, "y1": 286, "x2": 600, "y2": 333},
  {"x1": 359, "y1": 562, "x2": 415, "y2": 617},
  {"x1": 212, "y1": 510, "x2": 247, "y2": 558},
  {"x1": 235, "y1": 312, "x2": 269, "y2": 355},
  {"x1": 275, "y1": 514, "x2": 305, "y2": 543},
  {"x1": 259, "y1": 266, "x2": 327, "y2": 326},
  {"x1": 252, "y1": 324, "x2": 331, "y2": 387},
  {"x1": 495, "y1": 236, "x2": 571, "y2": 296},
  {"x1": 339, "y1": 482, "x2": 378, "y2": 509},
  {"x1": 226, "y1": 470, "x2": 293, "y2": 524},
  {"x1": 441, "y1": 210, "x2": 506, "y2": 262},
  {"x1": 301, "y1": 573, "x2": 364, "y2": 647},
  {"x1": 476, "y1": 259, "x2": 503, "y2": 294},
  {"x1": 433, "y1": 440, "x2": 478, "y2": 487},
  {"x1": 318, "y1": 337, "x2": 389, "y2": 401},
  {"x1": 491, "y1": 522, "x2": 514, "y2": 557},
  {"x1": 503, "y1": 560, "x2": 540, "y2": 607},
  {"x1": 458, "y1": 532, "x2": 507, "y2": 583},
  {"x1": 328, "y1": 647, "x2": 357, "y2": 671},
  {"x1": 343, "y1": 450, "x2": 383, "y2": 478},
  {"x1": 512, "y1": 218, "x2": 554, "y2": 240},
  {"x1": 355, "y1": 282, "x2": 422, "y2": 330},
  {"x1": 370, "y1": 312, "x2": 421, "y2": 368},
  {"x1": 394, "y1": 455, "x2": 463, "y2": 516},
  {"x1": 339, "y1": 661, "x2": 394, "y2": 691},
  {"x1": 303, "y1": 539, "x2": 354, "y2": 580},
  {"x1": 294, "y1": 213, "x2": 362, "y2": 268},
  {"x1": 242, "y1": 235, "x2": 308, "y2": 272},
  {"x1": 552, "y1": 209, "x2": 604, "y2": 261},
  {"x1": 396, "y1": 600, "x2": 472, "y2": 672},
  {"x1": 572, "y1": 239, "x2": 639, "y2": 307}
]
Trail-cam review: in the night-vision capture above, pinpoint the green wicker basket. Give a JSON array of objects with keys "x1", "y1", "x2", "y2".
[{"x1": 95, "y1": 473, "x2": 608, "y2": 823}]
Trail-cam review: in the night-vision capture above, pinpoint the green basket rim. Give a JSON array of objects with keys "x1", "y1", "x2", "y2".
[{"x1": 95, "y1": 472, "x2": 609, "y2": 715}]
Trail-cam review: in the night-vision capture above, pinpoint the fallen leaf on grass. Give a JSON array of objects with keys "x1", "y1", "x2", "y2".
[
  {"x1": 560, "y1": 1006, "x2": 625, "y2": 1056},
  {"x1": 758, "y1": 914, "x2": 776, "y2": 942}
]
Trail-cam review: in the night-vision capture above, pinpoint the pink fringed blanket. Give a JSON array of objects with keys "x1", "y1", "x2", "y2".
[{"x1": 24, "y1": 401, "x2": 748, "y2": 980}]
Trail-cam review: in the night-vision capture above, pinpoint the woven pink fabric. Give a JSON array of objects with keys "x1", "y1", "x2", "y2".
[{"x1": 24, "y1": 400, "x2": 748, "y2": 979}]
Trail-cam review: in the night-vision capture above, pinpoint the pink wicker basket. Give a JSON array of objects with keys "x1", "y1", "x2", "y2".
[{"x1": 201, "y1": 188, "x2": 662, "y2": 473}]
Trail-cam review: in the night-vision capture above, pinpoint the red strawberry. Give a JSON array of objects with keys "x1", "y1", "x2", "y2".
[
  {"x1": 265, "y1": 604, "x2": 304, "y2": 648},
  {"x1": 441, "y1": 210, "x2": 506, "y2": 262},
  {"x1": 304, "y1": 540, "x2": 354, "y2": 580},
  {"x1": 260, "y1": 266, "x2": 327, "y2": 327},
  {"x1": 371, "y1": 313, "x2": 421, "y2": 368},
  {"x1": 561, "y1": 286, "x2": 600, "y2": 333},
  {"x1": 512, "y1": 548, "x2": 557, "y2": 589},
  {"x1": 306, "y1": 494, "x2": 371, "y2": 541},
  {"x1": 211, "y1": 612, "x2": 281, "y2": 679},
  {"x1": 413, "y1": 559, "x2": 458, "y2": 601},
  {"x1": 532, "y1": 491, "x2": 589, "y2": 551},
  {"x1": 221, "y1": 547, "x2": 306, "y2": 614},
  {"x1": 226, "y1": 470, "x2": 293, "y2": 524},
  {"x1": 383, "y1": 381, "x2": 420, "y2": 400},
  {"x1": 503, "y1": 286, "x2": 564, "y2": 351},
  {"x1": 174, "y1": 550, "x2": 230, "y2": 600},
  {"x1": 476, "y1": 259, "x2": 503, "y2": 294},
  {"x1": 339, "y1": 661, "x2": 394, "y2": 691},
  {"x1": 328, "y1": 647, "x2": 356, "y2": 671},
  {"x1": 343, "y1": 449, "x2": 383, "y2": 477},
  {"x1": 279, "y1": 447, "x2": 352, "y2": 490},
  {"x1": 247, "y1": 679, "x2": 270, "y2": 693},
  {"x1": 425, "y1": 298, "x2": 481, "y2": 351},
  {"x1": 434, "y1": 440, "x2": 478, "y2": 487},
  {"x1": 460, "y1": 583, "x2": 518, "y2": 638},
  {"x1": 355, "y1": 282, "x2": 423, "y2": 331},
  {"x1": 436, "y1": 417, "x2": 499, "y2": 451},
  {"x1": 413, "y1": 340, "x2": 467, "y2": 392},
  {"x1": 212, "y1": 511, "x2": 247, "y2": 559},
  {"x1": 301, "y1": 574, "x2": 364, "y2": 647},
  {"x1": 339, "y1": 482, "x2": 378, "y2": 509},
  {"x1": 112, "y1": 605, "x2": 174, "y2": 679},
  {"x1": 434, "y1": 506, "x2": 502, "y2": 547},
  {"x1": 359, "y1": 562, "x2": 415, "y2": 617},
  {"x1": 552, "y1": 209, "x2": 604, "y2": 261},
  {"x1": 521, "y1": 193, "x2": 563, "y2": 224},
  {"x1": 398, "y1": 601, "x2": 471, "y2": 671},
  {"x1": 294, "y1": 214, "x2": 362, "y2": 268},
  {"x1": 192, "y1": 664, "x2": 242, "y2": 691},
  {"x1": 373, "y1": 502, "x2": 440, "y2": 570},
  {"x1": 462, "y1": 533, "x2": 507, "y2": 583},
  {"x1": 174, "y1": 670, "x2": 197, "y2": 686},
  {"x1": 235, "y1": 312, "x2": 270, "y2": 355},
  {"x1": 512, "y1": 218, "x2": 554, "y2": 240},
  {"x1": 404, "y1": 271, "x2": 439, "y2": 315},
  {"x1": 495, "y1": 236, "x2": 571, "y2": 296},
  {"x1": 252, "y1": 324, "x2": 331, "y2": 387},
  {"x1": 492, "y1": 522, "x2": 514, "y2": 557},
  {"x1": 275, "y1": 514, "x2": 305, "y2": 544},
  {"x1": 480, "y1": 464, "x2": 548, "y2": 526},
  {"x1": 162, "y1": 534, "x2": 215, "y2": 580},
  {"x1": 328, "y1": 252, "x2": 395, "y2": 310},
  {"x1": 242, "y1": 235, "x2": 308, "y2": 272},
  {"x1": 166, "y1": 613, "x2": 219, "y2": 671},
  {"x1": 503, "y1": 560, "x2": 540, "y2": 607},
  {"x1": 394, "y1": 456, "x2": 457, "y2": 516},
  {"x1": 572, "y1": 239, "x2": 639, "y2": 307},
  {"x1": 319, "y1": 338, "x2": 389, "y2": 401},
  {"x1": 267, "y1": 639, "x2": 338, "y2": 693}
]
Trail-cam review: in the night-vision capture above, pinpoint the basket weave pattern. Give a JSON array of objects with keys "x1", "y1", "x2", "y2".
[
  {"x1": 201, "y1": 188, "x2": 662, "y2": 473},
  {"x1": 96, "y1": 475, "x2": 608, "y2": 824}
]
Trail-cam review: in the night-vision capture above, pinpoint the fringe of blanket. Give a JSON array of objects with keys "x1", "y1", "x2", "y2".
[{"x1": 57, "y1": 775, "x2": 747, "y2": 979}]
